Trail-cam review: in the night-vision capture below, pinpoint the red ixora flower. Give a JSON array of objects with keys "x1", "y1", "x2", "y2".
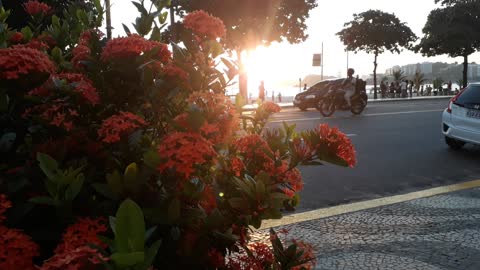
[
  {"x1": 71, "y1": 45, "x2": 91, "y2": 69},
  {"x1": 55, "y1": 217, "x2": 108, "y2": 254},
  {"x1": 0, "y1": 226, "x2": 39, "y2": 270},
  {"x1": 23, "y1": 0, "x2": 52, "y2": 16},
  {"x1": 40, "y1": 246, "x2": 108, "y2": 270},
  {"x1": 226, "y1": 242, "x2": 274, "y2": 270},
  {"x1": 101, "y1": 34, "x2": 171, "y2": 63},
  {"x1": 0, "y1": 194, "x2": 12, "y2": 224},
  {"x1": 315, "y1": 124, "x2": 356, "y2": 167},
  {"x1": 162, "y1": 63, "x2": 188, "y2": 81},
  {"x1": 260, "y1": 101, "x2": 281, "y2": 114},
  {"x1": 98, "y1": 111, "x2": 147, "y2": 143},
  {"x1": 0, "y1": 46, "x2": 55, "y2": 80},
  {"x1": 208, "y1": 248, "x2": 225, "y2": 268},
  {"x1": 57, "y1": 73, "x2": 100, "y2": 105},
  {"x1": 157, "y1": 132, "x2": 216, "y2": 179},
  {"x1": 9, "y1": 32, "x2": 24, "y2": 44},
  {"x1": 183, "y1": 10, "x2": 226, "y2": 39}
]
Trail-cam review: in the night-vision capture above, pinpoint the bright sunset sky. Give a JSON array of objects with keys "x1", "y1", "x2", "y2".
[{"x1": 111, "y1": 0, "x2": 480, "y2": 86}]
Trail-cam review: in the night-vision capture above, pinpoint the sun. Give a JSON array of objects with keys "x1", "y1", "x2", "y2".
[{"x1": 244, "y1": 45, "x2": 287, "y2": 95}]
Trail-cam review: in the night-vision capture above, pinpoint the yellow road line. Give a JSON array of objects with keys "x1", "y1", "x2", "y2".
[{"x1": 260, "y1": 179, "x2": 480, "y2": 229}]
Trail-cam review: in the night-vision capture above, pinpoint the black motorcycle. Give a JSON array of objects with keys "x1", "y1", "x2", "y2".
[{"x1": 316, "y1": 89, "x2": 368, "y2": 117}]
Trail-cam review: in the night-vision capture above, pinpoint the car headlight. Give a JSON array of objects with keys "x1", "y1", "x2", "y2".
[{"x1": 305, "y1": 95, "x2": 316, "y2": 99}]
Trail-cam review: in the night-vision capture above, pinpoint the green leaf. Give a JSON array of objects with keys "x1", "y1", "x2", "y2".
[
  {"x1": 50, "y1": 47, "x2": 63, "y2": 63},
  {"x1": 167, "y1": 198, "x2": 180, "y2": 223},
  {"x1": 29, "y1": 196, "x2": 58, "y2": 206},
  {"x1": 115, "y1": 199, "x2": 146, "y2": 253},
  {"x1": 228, "y1": 197, "x2": 247, "y2": 210},
  {"x1": 20, "y1": 26, "x2": 33, "y2": 41},
  {"x1": 143, "y1": 150, "x2": 161, "y2": 169},
  {"x1": 140, "y1": 240, "x2": 162, "y2": 270},
  {"x1": 64, "y1": 174, "x2": 84, "y2": 201},
  {"x1": 123, "y1": 163, "x2": 138, "y2": 192},
  {"x1": 37, "y1": 153, "x2": 58, "y2": 180},
  {"x1": 122, "y1": 23, "x2": 131, "y2": 35},
  {"x1": 0, "y1": 132, "x2": 15, "y2": 153},
  {"x1": 131, "y1": 1, "x2": 148, "y2": 15},
  {"x1": 76, "y1": 9, "x2": 90, "y2": 25},
  {"x1": 111, "y1": 251, "x2": 145, "y2": 268},
  {"x1": 106, "y1": 170, "x2": 124, "y2": 195},
  {"x1": 51, "y1": 15, "x2": 60, "y2": 28}
]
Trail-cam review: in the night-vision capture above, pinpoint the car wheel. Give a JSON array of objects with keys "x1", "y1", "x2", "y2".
[{"x1": 445, "y1": 136, "x2": 465, "y2": 150}]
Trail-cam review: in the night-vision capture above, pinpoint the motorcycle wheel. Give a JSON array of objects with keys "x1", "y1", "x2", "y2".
[
  {"x1": 317, "y1": 99, "x2": 335, "y2": 117},
  {"x1": 298, "y1": 105, "x2": 308, "y2": 111},
  {"x1": 350, "y1": 99, "x2": 366, "y2": 115}
]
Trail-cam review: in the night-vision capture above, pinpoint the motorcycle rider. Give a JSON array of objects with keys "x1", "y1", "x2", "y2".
[{"x1": 343, "y1": 68, "x2": 357, "y2": 107}]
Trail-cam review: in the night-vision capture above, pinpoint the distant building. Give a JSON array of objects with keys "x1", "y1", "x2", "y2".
[{"x1": 383, "y1": 62, "x2": 480, "y2": 82}]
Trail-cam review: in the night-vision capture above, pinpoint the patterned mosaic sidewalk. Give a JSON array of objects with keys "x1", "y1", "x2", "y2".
[{"x1": 254, "y1": 186, "x2": 480, "y2": 270}]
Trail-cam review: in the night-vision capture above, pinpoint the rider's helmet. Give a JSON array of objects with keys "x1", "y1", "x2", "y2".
[{"x1": 347, "y1": 68, "x2": 355, "y2": 77}]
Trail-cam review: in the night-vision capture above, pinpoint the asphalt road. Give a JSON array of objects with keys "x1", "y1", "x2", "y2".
[{"x1": 266, "y1": 100, "x2": 480, "y2": 212}]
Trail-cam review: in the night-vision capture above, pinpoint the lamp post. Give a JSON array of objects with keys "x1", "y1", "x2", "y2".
[{"x1": 105, "y1": 0, "x2": 112, "y2": 39}]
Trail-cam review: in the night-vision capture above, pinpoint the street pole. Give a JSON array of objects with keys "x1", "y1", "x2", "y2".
[
  {"x1": 170, "y1": 0, "x2": 176, "y2": 42},
  {"x1": 299, "y1": 78, "x2": 301, "y2": 92},
  {"x1": 321, "y1": 42, "x2": 324, "y2": 81},
  {"x1": 105, "y1": 0, "x2": 112, "y2": 40},
  {"x1": 347, "y1": 50, "x2": 349, "y2": 75}
]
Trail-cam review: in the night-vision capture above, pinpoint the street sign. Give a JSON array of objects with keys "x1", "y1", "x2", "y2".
[{"x1": 312, "y1": 53, "x2": 321, "y2": 66}]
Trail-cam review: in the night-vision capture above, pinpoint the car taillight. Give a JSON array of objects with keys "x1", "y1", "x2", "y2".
[{"x1": 446, "y1": 88, "x2": 466, "y2": 113}]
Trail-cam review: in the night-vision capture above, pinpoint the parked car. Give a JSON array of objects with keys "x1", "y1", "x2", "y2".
[
  {"x1": 442, "y1": 82, "x2": 480, "y2": 149},
  {"x1": 293, "y1": 79, "x2": 344, "y2": 111}
]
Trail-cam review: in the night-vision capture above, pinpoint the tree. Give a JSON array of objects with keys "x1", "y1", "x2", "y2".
[
  {"x1": 337, "y1": 10, "x2": 417, "y2": 99},
  {"x1": 413, "y1": 71, "x2": 427, "y2": 95},
  {"x1": 415, "y1": 1, "x2": 480, "y2": 88},
  {"x1": 392, "y1": 69, "x2": 406, "y2": 83},
  {"x1": 176, "y1": 0, "x2": 317, "y2": 99}
]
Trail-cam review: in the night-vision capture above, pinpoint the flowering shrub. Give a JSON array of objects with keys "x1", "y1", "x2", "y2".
[{"x1": 0, "y1": 1, "x2": 356, "y2": 269}]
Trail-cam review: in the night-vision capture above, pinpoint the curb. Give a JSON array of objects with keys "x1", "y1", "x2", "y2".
[
  {"x1": 242, "y1": 96, "x2": 452, "y2": 111},
  {"x1": 260, "y1": 179, "x2": 480, "y2": 229}
]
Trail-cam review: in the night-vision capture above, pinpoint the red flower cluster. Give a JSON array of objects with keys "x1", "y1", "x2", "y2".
[
  {"x1": 199, "y1": 184, "x2": 217, "y2": 215},
  {"x1": 9, "y1": 32, "x2": 24, "y2": 44},
  {"x1": 0, "y1": 194, "x2": 11, "y2": 224},
  {"x1": 234, "y1": 134, "x2": 273, "y2": 164},
  {"x1": 183, "y1": 10, "x2": 226, "y2": 39},
  {"x1": 230, "y1": 157, "x2": 245, "y2": 177},
  {"x1": 98, "y1": 112, "x2": 147, "y2": 143},
  {"x1": 0, "y1": 195, "x2": 39, "y2": 270},
  {"x1": 162, "y1": 63, "x2": 189, "y2": 81},
  {"x1": 187, "y1": 92, "x2": 239, "y2": 143},
  {"x1": 260, "y1": 101, "x2": 281, "y2": 114},
  {"x1": 207, "y1": 248, "x2": 225, "y2": 268},
  {"x1": 71, "y1": 45, "x2": 91, "y2": 69},
  {"x1": 23, "y1": 0, "x2": 51, "y2": 16},
  {"x1": 0, "y1": 46, "x2": 55, "y2": 80},
  {"x1": 0, "y1": 226, "x2": 39, "y2": 270},
  {"x1": 54, "y1": 217, "x2": 108, "y2": 253},
  {"x1": 101, "y1": 34, "x2": 171, "y2": 63},
  {"x1": 226, "y1": 242, "x2": 274, "y2": 270},
  {"x1": 40, "y1": 246, "x2": 108, "y2": 270},
  {"x1": 315, "y1": 124, "x2": 356, "y2": 167},
  {"x1": 24, "y1": 100, "x2": 78, "y2": 131},
  {"x1": 57, "y1": 73, "x2": 100, "y2": 105},
  {"x1": 157, "y1": 132, "x2": 216, "y2": 179}
]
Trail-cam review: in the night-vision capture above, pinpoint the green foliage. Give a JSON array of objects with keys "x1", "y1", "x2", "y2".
[
  {"x1": 392, "y1": 70, "x2": 406, "y2": 83},
  {"x1": 413, "y1": 71, "x2": 427, "y2": 92},
  {"x1": 415, "y1": 1, "x2": 480, "y2": 88}
]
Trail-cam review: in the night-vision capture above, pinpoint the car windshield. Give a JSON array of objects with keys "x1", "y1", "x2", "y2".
[{"x1": 456, "y1": 85, "x2": 480, "y2": 105}]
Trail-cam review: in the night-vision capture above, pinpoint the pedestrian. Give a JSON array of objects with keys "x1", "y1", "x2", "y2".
[
  {"x1": 395, "y1": 81, "x2": 401, "y2": 98},
  {"x1": 258, "y1": 81, "x2": 265, "y2": 102},
  {"x1": 278, "y1": 92, "x2": 282, "y2": 102},
  {"x1": 380, "y1": 81, "x2": 387, "y2": 98},
  {"x1": 400, "y1": 80, "x2": 408, "y2": 98},
  {"x1": 447, "y1": 80, "x2": 452, "y2": 94},
  {"x1": 303, "y1": 83, "x2": 307, "y2": 91},
  {"x1": 249, "y1": 93, "x2": 253, "y2": 104},
  {"x1": 272, "y1": 91, "x2": 275, "y2": 102},
  {"x1": 408, "y1": 80, "x2": 413, "y2": 98},
  {"x1": 389, "y1": 82, "x2": 395, "y2": 98},
  {"x1": 420, "y1": 85, "x2": 424, "y2": 96}
]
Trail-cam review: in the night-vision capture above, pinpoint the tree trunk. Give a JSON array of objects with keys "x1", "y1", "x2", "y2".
[
  {"x1": 169, "y1": 0, "x2": 176, "y2": 42},
  {"x1": 463, "y1": 54, "x2": 468, "y2": 88},
  {"x1": 105, "y1": 0, "x2": 112, "y2": 40},
  {"x1": 237, "y1": 50, "x2": 248, "y2": 100},
  {"x1": 373, "y1": 51, "x2": 378, "y2": 100}
]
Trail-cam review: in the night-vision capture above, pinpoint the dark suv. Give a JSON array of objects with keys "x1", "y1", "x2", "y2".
[{"x1": 293, "y1": 79, "x2": 345, "y2": 111}]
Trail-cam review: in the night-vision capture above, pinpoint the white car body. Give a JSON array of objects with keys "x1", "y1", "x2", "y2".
[{"x1": 442, "y1": 82, "x2": 480, "y2": 148}]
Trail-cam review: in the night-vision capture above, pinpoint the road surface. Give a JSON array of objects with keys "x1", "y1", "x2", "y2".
[{"x1": 266, "y1": 99, "x2": 480, "y2": 212}]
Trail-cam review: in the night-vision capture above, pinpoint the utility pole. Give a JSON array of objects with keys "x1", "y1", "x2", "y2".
[
  {"x1": 105, "y1": 0, "x2": 112, "y2": 39},
  {"x1": 169, "y1": 0, "x2": 176, "y2": 42},
  {"x1": 347, "y1": 50, "x2": 349, "y2": 75},
  {"x1": 321, "y1": 42, "x2": 324, "y2": 81}
]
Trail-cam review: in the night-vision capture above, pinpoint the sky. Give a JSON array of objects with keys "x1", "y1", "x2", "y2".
[{"x1": 110, "y1": 0, "x2": 480, "y2": 88}]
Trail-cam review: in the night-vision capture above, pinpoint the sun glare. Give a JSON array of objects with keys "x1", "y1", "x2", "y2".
[{"x1": 245, "y1": 46, "x2": 287, "y2": 95}]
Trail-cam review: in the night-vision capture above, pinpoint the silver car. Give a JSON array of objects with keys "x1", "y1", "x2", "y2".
[{"x1": 442, "y1": 82, "x2": 480, "y2": 149}]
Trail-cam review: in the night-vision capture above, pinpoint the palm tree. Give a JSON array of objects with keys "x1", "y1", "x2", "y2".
[
  {"x1": 392, "y1": 70, "x2": 406, "y2": 83},
  {"x1": 456, "y1": 78, "x2": 465, "y2": 89},
  {"x1": 413, "y1": 71, "x2": 427, "y2": 96}
]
